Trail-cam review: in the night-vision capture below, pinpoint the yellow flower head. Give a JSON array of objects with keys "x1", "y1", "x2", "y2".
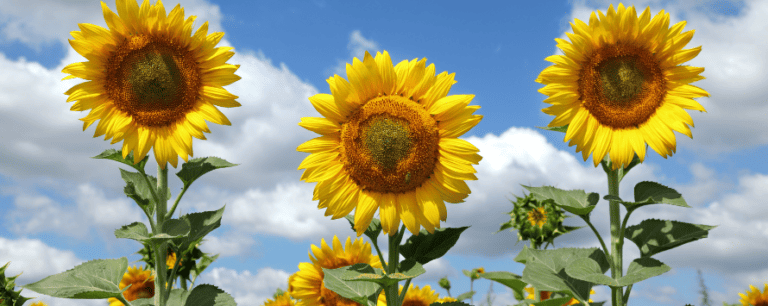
[
  {"x1": 536, "y1": 3, "x2": 708, "y2": 170},
  {"x1": 107, "y1": 265, "x2": 155, "y2": 306},
  {"x1": 62, "y1": 0, "x2": 241, "y2": 169},
  {"x1": 288, "y1": 236, "x2": 383, "y2": 306},
  {"x1": 298, "y1": 50, "x2": 482, "y2": 237},
  {"x1": 739, "y1": 283, "x2": 768, "y2": 306},
  {"x1": 264, "y1": 291, "x2": 297, "y2": 306},
  {"x1": 377, "y1": 284, "x2": 441, "y2": 306}
]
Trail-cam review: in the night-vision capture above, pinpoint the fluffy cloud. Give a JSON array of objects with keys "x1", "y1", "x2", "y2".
[{"x1": 197, "y1": 266, "x2": 292, "y2": 306}]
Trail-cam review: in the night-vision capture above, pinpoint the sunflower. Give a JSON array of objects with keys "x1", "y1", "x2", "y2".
[
  {"x1": 29, "y1": 302, "x2": 48, "y2": 306},
  {"x1": 264, "y1": 291, "x2": 297, "y2": 306},
  {"x1": 288, "y1": 236, "x2": 383, "y2": 306},
  {"x1": 528, "y1": 207, "x2": 548, "y2": 228},
  {"x1": 166, "y1": 251, "x2": 182, "y2": 269},
  {"x1": 377, "y1": 284, "x2": 445, "y2": 306},
  {"x1": 524, "y1": 286, "x2": 595, "y2": 305},
  {"x1": 62, "y1": 0, "x2": 241, "y2": 169},
  {"x1": 297, "y1": 50, "x2": 482, "y2": 236},
  {"x1": 107, "y1": 265, "x2": 155, "y2": 306},
  {"x1": 739, "y1": 283, "x2": 768, "y2": 306},
  {"x1": 536, "y1": 3, "x2": 708, "y2": 170}
]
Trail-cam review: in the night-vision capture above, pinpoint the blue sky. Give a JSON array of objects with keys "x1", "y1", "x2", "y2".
[{"x1": 0, "y1": 0, "x2": 766, "y2": 305}]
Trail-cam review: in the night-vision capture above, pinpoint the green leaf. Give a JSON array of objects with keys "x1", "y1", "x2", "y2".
[
  {"x1": 520, "y1": 246, "x2": 607, "y2": 303},
  {"x1": 162, "y1": 206, "x2": 227, "y2": 263},
  {"x1": 176, "y1": 157, "x2": 238, "y2": 187},
  {"x1": 536, "y1": 125, "x2": 568, "y2": 133},
  {"x1": 21, "y1": 258, "x2": 129, "y2": 299},
  {"x1": 513, "y1": 246, "x2": 531, "y2": 265},
  {"x1": 399, "y1": 227, "x2": 468, "y2": 265},
  {"x1": 521, "y1": 185, "x2": 599, "y2": 216},
  {"x1": 455, "y1": 291, "x2": 475, "y2": 301},
  {"x1": 161, "y1": 218, "x2": 192, "y2": 239},
  {"x1": 191, "y1": 253, "x2": 220, "y2": 285},
  {"x1": 395, "y1": 259, "x2": 426, "y2": 279},
  {"x1": 185, "y1": 284, "x2": 237, "y2": 306},
  {"x1": 114, "y1": 219, "x2": 190, "y2": 245},
  {"x1": 631, "y1": 181, "x2": 691, "y2": 209},
  {"x1": 495, "y1": 219, "x2": 514, "y2": 234},
  {"x1": 120, "y1": 169, "x2": 171, "y2": 215},
  {"x1": 479, "y1": 272, "x2": 527, "y2": 301},
  {"x1": 114, "y1": 222, "x2": 150, "y2": 241},
  {"x1": 322, "y1": 263, "x2": 385, "y2": 306},
  {"x1": 624, "y1": 219, "x2": 717, "y2": 258},
  {"x1": 93, "y1": 149, "x2": 148, "y2": 173},
  {"x1": 617, "y1": 257, "x2": 671, "y2": 286},
  {"x1": 345, "y1": 214, "x2": 382, "y2": 243},
  {"x1": 564, "y1": 257, "x2": 615, "y2": 286}
]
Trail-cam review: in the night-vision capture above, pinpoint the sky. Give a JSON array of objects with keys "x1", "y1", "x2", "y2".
[{"x1": 0, "y1": 0, "x2": 765, "y2": 305}]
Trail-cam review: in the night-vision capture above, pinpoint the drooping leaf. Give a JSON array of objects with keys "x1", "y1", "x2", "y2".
[
  {"x1": 624, "y1": 219, "x2": 716, "y2": 258},
  {"x1": 176, "y1": 157, "x2": 238, "y2": 187},
  {"x1": 92, "y1": 149, "x2": 148, "y2": 173},
  {"x1": 478, "y1": 271, "x2": 527, "y2": 301},
  {"x1": 617, "y1": 257, "x2": 671, "y2": 286},
  {"x1": 630, "y1": 181, "x2": 691, "y2": 209},
  {"x1": 455, "y1": 291, "x2": 475, "y2": 301},
  {"x1": 521, "y1": 185, "x2": 599, "y2": 216},
  {"x1": 185, "y1": 284, "x2": 237, "y2": 306},
  {"x1": 399, "y1": 227, "x2": 468, "y2": 265}
]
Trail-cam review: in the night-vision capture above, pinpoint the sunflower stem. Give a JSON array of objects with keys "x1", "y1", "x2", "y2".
[
  {"x1": 116, "y1": 292, "x2": 133, "y2": 306},
  {"x1": 386, "y1": 227, "x2": 400, "y2": 306},
  {"x1": 607, "y1": 161, "x2": 625, "y2": 306},
  {"x1": 373, "y1": 239, "x2": 388, "y2": 272},
  {"x1": 154, "y1": 163, "x2": 170, "y2": 306},
  {"x1": 166, "y1": 184, "x2": 189, "y2": 220}
]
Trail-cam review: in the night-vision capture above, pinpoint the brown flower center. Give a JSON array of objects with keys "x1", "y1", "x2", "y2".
[
  {"x1": 105, "y1": 34, "x2": 201, "y2": 127},
  {"x1": 528, "y1": 207, "x2": 547, "y2": 228},
  {"x1": 578, "y1": 41, "x2": 666, "y2": 129},
  {"x1": 340, "y1": 95, "x2": 439, "y2": 194}
]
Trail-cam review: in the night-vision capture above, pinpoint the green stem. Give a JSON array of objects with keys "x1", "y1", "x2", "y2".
[
  {"x1": 385, "y1": 225, "x2": 407, "y2": 306},
  {"x1": 166, "y1": 184, "x2": 189, "y2": 220},
  {"x1": 470, "y1": 279, "x2": 474, "y2": 305},
  {"x1": 165, "y1": 245, "x2": 182, "y2": 300},
  {"x1": 398, "y1": 278, "x2": 411, "y2": 304},
  {"x1": 373, "y1": 239, "x2": 388, "y2": 272},
  {"x1": 583, "y1": 218, "x2": 613, "y2": 271},
  {"x1": 139, "y1": 173, "x2": 159, "y2": 231},
  {"x1": 607, "y1": 163, "x2": 625, "y2": 306},
  {"x1": 154, "y1": 164, "x2": 169, "y2": 306},
  {"x1": 116, "y1": 292, "x2": 133, "y2": 306},
  {"x1": 180, "y1": 278, "x2": 188, "y2": 291}
]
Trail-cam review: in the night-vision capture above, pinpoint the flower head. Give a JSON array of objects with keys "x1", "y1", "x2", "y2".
[
  {"x1": 525, "y1": 286, "x2": 595, "y2": 305},
  {"x1": 264, "y1": 291, "x2": 297, "y2": 306},
  {"x1": 297, "y1": 50, "x2": 482, "y2": 237},
  {"x1": 62, "y1": 0, "x2": 241, "y2": 169},
  {"x1": 739, "y1": 283, "x2": 768, "y2": 306},
  {"x1": 377, "y1": 284, "x2": 444, "y2": 306},
  {"x1": 107, "y1": 265, "x2": 155, "y2": 306},
  {"x1": 536, "y1": 3, "x2": 708, "y2": 170},
  {"x1": 500, "y1": 193, "x2": 579, "y2": 249}
]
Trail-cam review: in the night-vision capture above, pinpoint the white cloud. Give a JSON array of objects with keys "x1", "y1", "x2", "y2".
[
  {"x1": 330, "y1": 30, "x2": 381, "y2": 77},
  {"x1": 196, "y1": 266, "x2": 291, "y2": 306}
]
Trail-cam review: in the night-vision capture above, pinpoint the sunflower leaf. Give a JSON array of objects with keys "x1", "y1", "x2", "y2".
[
  {"x1": 399, "y1": 226, "x2": 468, "y2": 265},
  {"x1": 93, "y1": 149, "x2": 149, "y2": 173},
  {"x1": 21, "y1": 258, "x2": 130, "y2": 299},
  {"x1": 478, "y1": 271, "x2": 527, "y2": 302},
  {"x1": 344, "y1": 214, "x2": 382, "y2": 243},
  {"x1": 521, "y1": 185, "x2": 599, "y2": 216},
  {"x1": 536, "y1": 125, "x2": 569, "y2": 133},
  {"x1": 114, "y1": 222, "x2": 150, "y2": 241},
  {"x1": 120, "y1": 169, "x2": 171, "y2": 216},
  {"x1": 624, "y1": 219, "x2": 717, "y2": 258},
  {"x1": 182, "y1": 284, "x2": 236, "y2": 306},
  {"x1": 455, "y1": 290, "x2": 475, "y2": 301},
  {"x1": 322, "y1": 263, "x2": 385, "y2": 306},
  {"x1": 617, "y1": 257, "x2": 671, "y2": 286},
  {"x1": 520, "y1": 246, "x2": 605, "y2": 304},
  {"x1": 629, "y1": 181, "x2": 691, "y2": 209},
  {"x1": 191, "y1": 253, "x2": 220, "y2": 286},
  {"x1": 176, "y1": 157, "x2": 238, "y2": 188},
  {"x1": 163, "y1": 206, "x2": 227, "y2": 262}
]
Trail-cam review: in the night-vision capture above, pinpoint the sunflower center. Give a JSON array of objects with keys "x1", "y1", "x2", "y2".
[
  {"x1": 402, "y1": 299, "x2": 428, "y2": 306},
  {"x1": 340, "y1": 95, "x2": 439, "y2": 194},
  {"x1": 579, "y1": 41, "x2": 666, "y2": 129},
  {"x1": 528, "y1": 208, "x2": 547, "y2": 228},
  {"x1": 105, "y1": 34, "x2": 201, "y2": 128}
]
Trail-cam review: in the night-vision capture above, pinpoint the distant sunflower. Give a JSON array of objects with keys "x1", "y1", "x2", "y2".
[
  {"x1": 288, "y1": 236, "x2": 383, "y2": 306},
  {"x1": 739, "y1": 283, "x2": 768, "y2": 306},
  {"x1": 297, "y1": 50, "x2": 482, "y2": 236},
  {"x1": 107, "y1": 265, "x2": 155, "y2": 306},
  {"x1": 63, "y1": 0, "x2": 241, "y2": 169},
  {"x1": 377, "y1": 284, "x2": 443, "y2": 306},
  {"x1": 264, "y1": 291, "x2": 297, "y2": 306},
  {"x1": 536, "y1": 3, "x2": 708, "y2": 170},
  {"x1": 524, "y1": 286, "x2": 595, "y2": 305}
]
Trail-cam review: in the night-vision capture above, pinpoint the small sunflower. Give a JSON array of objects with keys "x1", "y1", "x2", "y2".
[
  {"x1": 287, "y1": 236, "x2": 383, "y2": 306},
  {"x1": 536, "y1": 3, "x2": 709, "y2": 170},
  {"x1": 107, "y1": 265, "x2": 155, "y2": 306},
  {"x1": 377, "y1": 284, "x2": 442, "y2": 306},
  {"x1": 528, "y1": 207, "x2": 548, "y2": 228},
  {"x1": 166, "y1": 251, "x2": 182, "y2": 269},
  {"x1": 524, "y1": 286, "x2": 595, "y2": 305},
  {"x1": 264, "y1": 291, "x2": 297, "y2": 306},
  {"x1": 63, "y1": 0, "x2": 241, "y2": 169},
  {"x1": 297, "y1": 50, "x2": 482, "y2": 236},
  {"x1": 436, "y1": 296, "x2": 457, "y2": 304},
  {"x1": 739, "y1": 283, "x2": 768, "y2": 306},
  {"x1": 29, "y1": 302, "x2": 48, "y2": 306}
]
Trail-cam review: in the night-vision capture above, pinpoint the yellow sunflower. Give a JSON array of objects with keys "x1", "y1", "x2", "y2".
[
  {"x1": 377, "y1": 284, "x2": 444, "y2": 306},
  {"x1": 166, "y1": 251, "x2": 182, "y2": 269},
  {"x1": 739, "y1": 283, "x2": 768, "y2": 306},
  {"x1": 107, "y1": 265, "x2": 155, "y2": 306},
  {"x1": 536, "y1": 3, "x2": 708, "y2": 170},
  {"x1": 29, "y1": 302, "x2": 48, "y2": 306},
  {"x1": 63, "y1": 0, "x2": 241, "y2": 169},
  {"x1": 264, "y1": 291, "x2": 297, "y2": 306},
  {"x1": 297, "y1": 50, "x2": 482, "y2": 236},
  {"x1": 528, "y1": 207, "x2": 548, "y2": 228},
  {"x1": 288, "y1": 236, "x2": 383, "y2": 306},
  {"x1": 524, "y1": 286, "x2": 595, "y2": 305}
]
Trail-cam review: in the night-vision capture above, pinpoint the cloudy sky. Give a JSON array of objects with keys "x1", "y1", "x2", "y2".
[{"x1": 0, "y1": 0, "x2": 765, "y2": 305}]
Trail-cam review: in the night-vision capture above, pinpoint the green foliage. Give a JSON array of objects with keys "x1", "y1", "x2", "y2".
[
  {"x1": 455, "y1": 290, "x2": 475, "y2": 302},
  {"x1": 521, "y1": 185, "x2": 599, "y2": 216},
  {"x1": 176, "y1": 157, "x2": 238, "y2": 188},
  {"x1": 519, "y1": 247, "x2": 606, "y2": 303},
  {"x1": 22, "y1": 258, "x2": 130, "y2": 300},
  {"x1": 624, "y1": 219, "x2": 717, "y2": 258},
  {"x1": 497, "y1": 192, "x2": 582, "y2": 250},
  {"x1": 400, "y1": 227, "x2": 468, "y2": 265},
  {"x1": 93, "y1": 149, "x2": 149, "y2": 174},
  {"x1": 131, "y1": 285, "x2": 237, "y2": 306},
  {"x1": 321, "y1": 263, "x2": 387, "y2": 306},
  {"x1": 0, "y1": 262, "x2": 33, "y2": 306},
  {"x1": 344, "y1": 215, "x2": 382, "y2": 243},
  {"x1": 478, "y1": 271, "x2": 527, "y2": 301}
]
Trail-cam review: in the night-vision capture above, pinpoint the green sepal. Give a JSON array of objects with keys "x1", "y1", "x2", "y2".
[
  {"x1": 399, "y1": 227, "x2": 468, "y2": 265},
  {"x1": 0, "y1": 262, "x2": 34, "y2": 306},
  {"x1": 21, "y1": 258, "x2": 130, "y2": 300},
  {"x1": 345, "y1": 214, "x2": 382, "y2": 243},
  {"x1": 176, "y1": 157, "x2": 238, "y2": 188},
  {"x1": 321, "y1": 263, "x2": 386, "y2": 306},
  {"x1": 478, "y1": 271, "x2": 527, "y2": 301},
  {"x1": 521, "y1": 185, "x2": 599, "y2": 216},
  {"x1": 625, "y1": 219, "x2": 717, "y2": 258},
  {"x1": 93, "y1": 149, "x2": 148, "y2": 174}
]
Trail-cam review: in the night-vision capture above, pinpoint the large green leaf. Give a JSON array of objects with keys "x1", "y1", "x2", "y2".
[
  {"x1": 607, "y1": 181, "x2": 691, "y2": 211},
  {"x1": 114, "y1": 219, "x2": 190, "y2": 244},
  {"x1": 478, "y1": 271, "x2": 527, "y2": 301},
  {"x1": 22, "y1": 258, "x2": 129, "y2": 299},
  {"x1": 564, "y1": 257, "x2": 615, "y2": 286},
  {"x1": 399, "y1": 227, "x2": 468, "y2": 265},
  {"x1": 93, "y1": 149, "x2": 148, "y2": 173},
  {"x1": 521, "y1": 185, "x2": 599, "y2": 216},
  {"x1": 618, "y1": 257, "x2": 671, "y2": 286},
  {"x1": 322, "y1": 263, "x2": 385, "y2": 306},
  {"x1": 624, "y1": 219, "x2": 717, "y2": 258},
  {"x1": 185, "y1": 284, "x2": 237, "y2": 306},
  {"x1": 520, "y1": 247, "x2": 607, "y2": 303},
  {"x1": 176, "y1": 157, "x2": 238, "y2": 187},
  {"x1": 161, "y1": 206, "x2": 227, "y2": 260}
]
